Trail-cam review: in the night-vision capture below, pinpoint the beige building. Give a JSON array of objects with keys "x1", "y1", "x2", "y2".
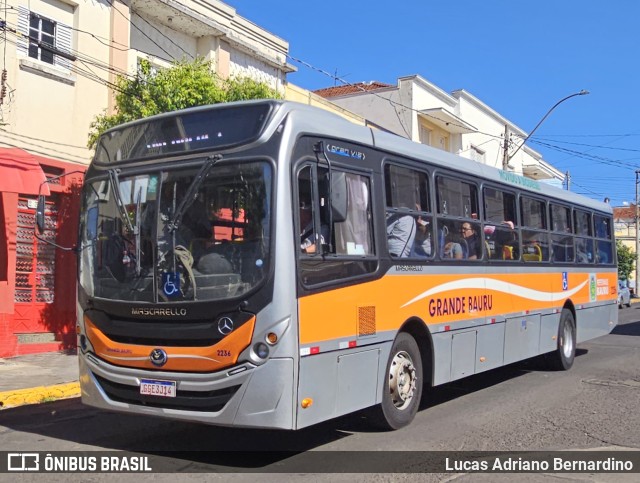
[
  {"x1": 284, "y1": 83, "x2": 367, "y2": 125},
  {"x1": 314, "y1": 75, "x2": 565, "y2": 184},
  {"x1": 614, "y1": 205, "x2": 636, "y2": 288},
  {"x1": 0, "y1": 0, "x2": 295, "y2": 357},
  {"x1": 1, "y1": 0, "x2": 294, "y2": 163}
]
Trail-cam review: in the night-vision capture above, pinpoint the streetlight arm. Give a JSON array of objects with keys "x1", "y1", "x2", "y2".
[{"x1": 506, "y1": 89, "x2": 589, "y2": 163}]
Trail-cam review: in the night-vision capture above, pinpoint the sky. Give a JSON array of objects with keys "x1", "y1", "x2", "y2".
[{"x1": 232, "y1": 1, "x2": 640, "y2": 207}]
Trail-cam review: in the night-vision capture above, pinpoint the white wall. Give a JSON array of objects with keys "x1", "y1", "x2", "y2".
[
  {"x1": 318, "y1": 76, "x2": 564, "y2": 181},
  {"x1": 3, "y1": 0, "x2": 113, "y2": 165}
]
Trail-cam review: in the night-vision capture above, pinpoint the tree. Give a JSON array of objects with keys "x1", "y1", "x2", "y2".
[
  {"x1": 88, "y1": 58, "x2": 280, "y2": 149},
  {"x1": 616, "y1": 239, "x2": 635, "y2": 282}
]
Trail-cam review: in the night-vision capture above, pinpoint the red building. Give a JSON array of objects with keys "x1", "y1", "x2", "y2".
[{"x1": 0, "y1": 148, "x2": 85, "y2": 357}]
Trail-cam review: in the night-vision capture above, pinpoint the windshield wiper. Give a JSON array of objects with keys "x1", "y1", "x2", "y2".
[
  {"x1": 135, "y1": 186, "x2": 143, "y2": 277},
  {"x1": 167, "y1": 154, "x2": 222, "y2": 232},
  {"x1": 108, "y1": 168, "x2": 136, "y2": 235}
]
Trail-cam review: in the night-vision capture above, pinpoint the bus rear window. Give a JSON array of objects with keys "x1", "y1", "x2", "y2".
[{"x1": 94, "y1": 103, "x2": 274, "y2": 163}]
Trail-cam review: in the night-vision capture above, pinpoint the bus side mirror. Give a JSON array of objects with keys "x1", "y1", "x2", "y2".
[
  {"x1": 331, "y1": 171, "x2": 347, "y2": 223},
  {"x1": 36, "y1": 195, "x2": 46, "y2": 234},
  {"x1": 33, "y1": 169, "x2": 84, "y2": 252}
]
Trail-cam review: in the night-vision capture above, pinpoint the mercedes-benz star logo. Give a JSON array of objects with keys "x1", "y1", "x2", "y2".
[
  {"x1": 149, "y1": 348, "x2": 168, "y2": 367},
  {"x1": 218, "y1": 317, "x2": 234, "y2": 335}
]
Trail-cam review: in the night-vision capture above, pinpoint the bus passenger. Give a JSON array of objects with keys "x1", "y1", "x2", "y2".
[
  {"x1": 444, "y1": 241, "x2": 464, "y2": 259},
  {"x1": 299, "y1": 202, "x2": 328, "y2": 254},
  {"x1": 576, "y1": 239, "x2": 591, "y2": 263},
  {"x1": 461, "y1": 223, "x2": 481, "y2": 260},
  {"x1": 412, "y1": 217, "x2": 432, "y2": 257},
  {"x1": 386, "y1": 213, "x2": 416, "y2": 258}
]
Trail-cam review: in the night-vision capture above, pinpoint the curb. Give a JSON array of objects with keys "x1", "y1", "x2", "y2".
[{"x1": 0, "y1": 382, "x2": 80, "y2": 410}]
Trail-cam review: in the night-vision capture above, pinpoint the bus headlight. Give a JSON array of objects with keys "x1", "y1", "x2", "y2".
[{"x1": 253, "y1": 342, "x2": 269, "y2": 359}]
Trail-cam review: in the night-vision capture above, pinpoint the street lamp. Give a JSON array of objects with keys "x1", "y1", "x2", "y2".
[{"x1": 503, "y1": 89, "x2": 590, "y2": 168}]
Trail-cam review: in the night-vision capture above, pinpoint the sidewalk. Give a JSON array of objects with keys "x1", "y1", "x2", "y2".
[{"x1": 0, "y1": 350, "x2": 80, "y2": 409}]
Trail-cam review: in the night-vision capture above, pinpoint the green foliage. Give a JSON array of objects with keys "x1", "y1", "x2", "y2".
[
  {"x1": 88, "y1": 58, "x2": 280, "y2": 149},
  {"x1": 616, "y1": 239, "x2": 635, "y2": 281},
  {"x1": 223, "y1": 76, "x2": 280, "y2": 101}
]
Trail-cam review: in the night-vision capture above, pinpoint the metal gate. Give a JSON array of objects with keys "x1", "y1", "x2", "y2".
[{"x1": 13, "y1": 195, "x2": 58, "y2": 333}]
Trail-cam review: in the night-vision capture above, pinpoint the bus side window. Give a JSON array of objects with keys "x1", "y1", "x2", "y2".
[
  {"x1": 384, "y1": 164, "x2": 431, "y2": 259},
  {"x1": 333, "y1": 172, "x2": 374, "y2": 256}
]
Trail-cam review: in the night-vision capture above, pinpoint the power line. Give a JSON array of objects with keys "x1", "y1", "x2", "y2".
[
  {"x1": 286, "y1": 54, "x2": 506, "y2": 143},
  {"x1": 528, "y1": 139, "x2": 640, "y2": 169},
  {"x1": 2, "y1": 18, "x2": 134, "y2": 79},
  {"x1": 569, "y1": 180, "x2": 605, "y2": 198},
  {"x1": 0, "y1": 132, "x2": 90, "y2": 162},
  {"x1": 0, "y1": 127, "x2": 87, "y2": 149},
  {"x1": 105, "y1": 0, "x2": 175, "y2": 62},
  {"x1": 1, "y1": 3, "x2": 132, "y2": 51},
  {"x1": 5, "y1": 3, "x2": 505, "y2": 147},
  {"x1": 528, "y1": 136, "x2": 640, "y2": 152},
  {"x1": 531, "y1": 133, "x2": 640, "y2": 138},
  {"x1": 1, "y1": 34, "x2": 139, "y2": 99},
  {"x1": 130, "y1": 7, "x2": 193, "y2": 60},
  {"x1": 7, "y1": 0, "x2": 630, "y2": 193},
  {"x1": 1, "y1": 15, "x2": 161, "y2": 100}
]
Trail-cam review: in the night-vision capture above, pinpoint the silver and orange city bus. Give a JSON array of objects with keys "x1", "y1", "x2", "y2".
[{"x1": 40, "y1": 100, "x2": 617, "y2": 430}]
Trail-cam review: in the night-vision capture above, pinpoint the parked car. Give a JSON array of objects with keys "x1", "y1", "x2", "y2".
[{"x1": 618, "y1": 281, "x2": 631, "y2": 308}]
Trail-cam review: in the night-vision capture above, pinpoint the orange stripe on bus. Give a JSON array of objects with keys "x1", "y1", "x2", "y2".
[{"x1": 299, "y1": 271, "x2": 616, "y2": 345}]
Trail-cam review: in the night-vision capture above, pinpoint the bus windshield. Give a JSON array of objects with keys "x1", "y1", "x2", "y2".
[{"x1": 78, "y1": 160, "x2": 272, "y2": 303}]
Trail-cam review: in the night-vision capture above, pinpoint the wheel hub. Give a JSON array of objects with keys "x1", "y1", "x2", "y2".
[
  {"x1": 389, "y1": 350, "x2": 417, "y2": 410},
  {"x1": 561, "y1": 323, "x2": 574, "y2": 358}
]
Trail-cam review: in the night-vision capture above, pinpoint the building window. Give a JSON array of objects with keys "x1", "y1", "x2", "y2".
[
  {"x1": 29, "y1": 13, "x2": 56, "y2": 64},
  {"x1": 17, "y1": 7, "x2": 72, "y2": 70},
  {"x1": 419, "y1": 125, "x2": 431, "y2": 146},
  {"x1": 384, "y1": 164, "x2": 431, "y2": 259}
]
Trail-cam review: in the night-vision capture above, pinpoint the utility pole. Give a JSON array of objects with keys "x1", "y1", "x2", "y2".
[
  {"x1": 502, "y1": 125, "x2": 509, "y2": 170},
  {"x1": 565, "y1": 170, "x2": 571, "y2": 190},
  {"x1": 633, "y1": 170, "x2": 640, "y2": 297}
]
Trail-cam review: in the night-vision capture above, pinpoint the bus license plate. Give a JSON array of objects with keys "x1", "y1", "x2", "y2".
[{"x1": 140, "y1": 379, "x2": 176, "y2": 398}]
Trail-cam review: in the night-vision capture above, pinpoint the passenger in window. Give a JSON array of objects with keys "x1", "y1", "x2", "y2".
[
  {"x1": 443, "y1": 240, "x2": 464, "y2": 259},
  {"x1": 576, "y1": 239, "x2": 591, "y2": 264},
  {"x1": 299, "y1": 202, "x2": 328, "y2": 254},
  {"x1": 596, "y1": 241, "x2": 611, "y2": 264},
  {"x1": 412, "y1": 217, "x2": 432, "y2": 257},
  {"x1": 500, "y1": 221, "x2": 518, "y2": 258},
  {"x1": 386, "y1": 212, "x2": 416, "y2": 258},
  {"x1": 461, "y1": 223, "x2": 481, "y2": 260},
  {"x1": 484, "y1": 221, "x2": 516, "y2": 260}
]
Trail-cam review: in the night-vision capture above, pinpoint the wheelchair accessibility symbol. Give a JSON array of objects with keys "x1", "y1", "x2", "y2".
[
  {"x1": 162, "y1": 272, "x2": 180, "y2": 297},
  {"x1": 562, "y1": 272, "x2": 568, "y2": 291}
]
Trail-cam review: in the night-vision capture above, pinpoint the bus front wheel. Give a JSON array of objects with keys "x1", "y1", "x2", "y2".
[
  {"x1": 545, "y1": 308, "x2": 576, "y2": 371},
  {"x1": 370, "y1": 332, "x2": 423, "y2": 430}
]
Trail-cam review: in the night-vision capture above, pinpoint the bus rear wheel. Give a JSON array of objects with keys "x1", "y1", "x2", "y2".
[
  {"x1": 545, "y1": 308, "x2": 576, "y2": 371},
  {"x1": 370, "y1": 332, "x2": 423, "y2": 430}
]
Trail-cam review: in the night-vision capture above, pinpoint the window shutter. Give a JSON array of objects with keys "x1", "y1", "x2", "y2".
[
  {"x1": 55, "y1": 22, "x2": 72, "y2": 70},
  {"x1": 16, "y1": 6, "x2": 29, "y2": 56}
]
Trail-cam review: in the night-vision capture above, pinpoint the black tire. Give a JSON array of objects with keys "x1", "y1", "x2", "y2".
[
  {"x1": 369, "y1": 332, "x2": 423, "y2": 430},
  {"x1": 545, "y1": 308, "x2": 576, "y2": 371}
]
